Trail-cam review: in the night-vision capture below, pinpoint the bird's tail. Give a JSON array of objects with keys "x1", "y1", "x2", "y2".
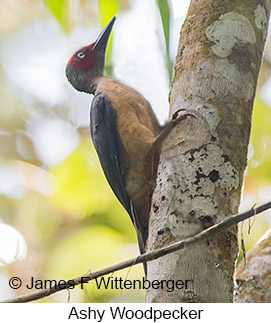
[{"x1": 130, "y1": 201, "x2": 147, "y2": 277}]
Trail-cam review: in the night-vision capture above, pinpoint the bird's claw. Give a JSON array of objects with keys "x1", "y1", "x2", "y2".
[{"x1": 171, "y1": 109, "x2": 197, "y2": 124}]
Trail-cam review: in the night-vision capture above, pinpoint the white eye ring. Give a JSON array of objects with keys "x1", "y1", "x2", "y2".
[{"x1": 77, "y1": 51, "x2": 85, "y2": 59}]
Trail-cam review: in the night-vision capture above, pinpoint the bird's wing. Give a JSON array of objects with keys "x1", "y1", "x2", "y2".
[
  {"x1": 90, "y1": 93, "x2": 131, "y2": 215},
  {"x1": 90, "y1": 93, "x2": 146, "y2": 261}
]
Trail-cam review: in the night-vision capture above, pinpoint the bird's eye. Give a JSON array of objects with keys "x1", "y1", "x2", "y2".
[{"x1": 77, "y1": 51, "x2": 85, "y2": 59}]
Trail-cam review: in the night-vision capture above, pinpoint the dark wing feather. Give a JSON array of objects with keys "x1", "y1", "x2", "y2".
[
  {"x1": 90, "y1": 93, "x2": 131, "y2": 215},
  {"x1": 90, "y1": 93, "x2": 146, "y2": 272}
]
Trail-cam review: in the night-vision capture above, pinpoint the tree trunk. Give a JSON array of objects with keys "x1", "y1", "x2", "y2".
[
  {"x1": 234, "y1": 228, "x2": 271, "y2": 302},
  {"x1": 146, "y1": 0, "x2": 270, "y2": 302}
]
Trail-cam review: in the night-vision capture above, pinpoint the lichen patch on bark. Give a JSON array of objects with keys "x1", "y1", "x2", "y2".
[
  {"x1": 254, "y1": 4, "x2": 267, "y2": 29},
  {"x1": 205, "y1": 12, "x2": 256, "y2": 57},
  {"x1": 148, "y1": 125, "x2": 240, "y2": 248},
  {"x1": 214, "y1": 59, "x2": 255, "y2": 102},
  {"x1": 171, "y1": 58, "x2": 255, "y2": 110}
]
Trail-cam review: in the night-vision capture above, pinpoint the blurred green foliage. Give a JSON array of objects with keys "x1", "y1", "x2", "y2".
[
  {"x1": 97, "y1": 0, "x2": 120, "y2": 70},
  {"x1": 44, "y1": 0, "x2": 70, "y2": 32},
  {"x1": 50, "y1": 140, "x2": 111, "y2": 216},
  {"x1": 247, "y1": 97, "x2": 271, "y2": 182},
  {"x1": 156, "y1": 0, "x2": 173, "y2": 82}
]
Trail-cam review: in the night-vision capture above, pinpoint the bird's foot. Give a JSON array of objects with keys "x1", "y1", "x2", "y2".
[
  {"x1": 152, "y1": 109, "x2": 197, "y2": 150},
  {"x1": 171, "y1": 108, "x2": 197, "y2": 123}
]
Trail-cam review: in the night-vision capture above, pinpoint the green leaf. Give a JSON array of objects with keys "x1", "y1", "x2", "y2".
[
  {"x1": 44, "y1": 0, "x2": 70, "y2": 33},
  {"x1": 156, "y1": 0, "x2": 173, "y2": 83},
  {"x1": 97, "y1": 0, "x2": 120, "y2": 74}
]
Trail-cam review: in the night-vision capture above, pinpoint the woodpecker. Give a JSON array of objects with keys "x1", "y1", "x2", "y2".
[{"x1": 66, "y1": 16, "x2": 183, "y2": 275}]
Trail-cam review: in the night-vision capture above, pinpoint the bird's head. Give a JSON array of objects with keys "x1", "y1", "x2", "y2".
[{"x1": 66, "y1": 15, "x2": 116, "y2": 94}]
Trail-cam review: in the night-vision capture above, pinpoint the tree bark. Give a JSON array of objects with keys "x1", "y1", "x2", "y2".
[
  {"x1": 146, "y1": 0, "x2": 270, "y2": 302},
  {"x1": 234, "y1": 228, "x2": 271, "y2": 302}
]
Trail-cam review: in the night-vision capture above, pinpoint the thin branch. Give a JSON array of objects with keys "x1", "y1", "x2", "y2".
[{"x1": 2, "y1": 200, "x2": 271, "y2": 303}]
